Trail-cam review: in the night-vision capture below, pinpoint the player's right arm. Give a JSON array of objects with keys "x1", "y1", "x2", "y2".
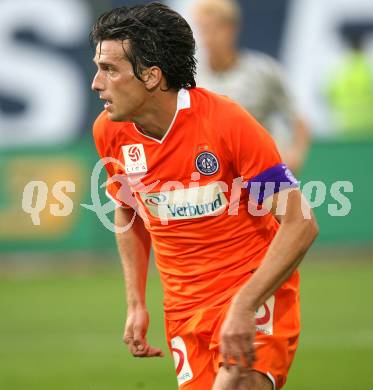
[
  {"x1": 115, "y1": 206, "x2": 164, "y2": 358},
  {"x1": 93, "y1": 113, "x2": 163, "y2": 358}
]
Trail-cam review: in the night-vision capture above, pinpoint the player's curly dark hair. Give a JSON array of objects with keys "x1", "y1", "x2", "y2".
[{"x1": 90, "y1": 2, "x2": 197, "y2": 91}]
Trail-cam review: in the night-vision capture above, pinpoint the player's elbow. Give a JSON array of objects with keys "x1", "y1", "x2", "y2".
[
  {"x1": 287, "y1": 190, "x2": 319, "y2": 247},
  {"x1": 297, "y1": 214, "x2": 319, "y2": 250},
  {"x1": 307, "y1": 215, "x2": 319, "y2": 243}
]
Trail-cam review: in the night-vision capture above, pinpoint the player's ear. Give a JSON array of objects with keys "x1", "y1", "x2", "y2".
[{"x1": 142, "y1": 66, "x2": 162, "y2": 90}]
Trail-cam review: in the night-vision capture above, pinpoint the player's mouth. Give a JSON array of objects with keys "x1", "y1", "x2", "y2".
[
  {"x1": 100, "y1": 95, "x2": 113, "y2": 111},
  {"x1": 104, "y1": 99, "x2": 113, "y2": 111}
]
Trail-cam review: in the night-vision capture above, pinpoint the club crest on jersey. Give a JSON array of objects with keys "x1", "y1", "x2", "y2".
[
  {"x1": 122, "y1": 144, "x2": 148, "y2": 175},
  {"x1": 195, "y1": 151, "x2": 219, "y2": 176}
]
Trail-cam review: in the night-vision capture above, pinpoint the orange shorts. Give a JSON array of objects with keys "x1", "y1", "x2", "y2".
[{"x1": 165, "y1": 271, "x2": 300, "y2": 390}]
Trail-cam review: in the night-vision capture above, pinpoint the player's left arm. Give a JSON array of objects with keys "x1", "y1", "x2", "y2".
[
  {"x1": 220, "y1": 188, "x2": 318, "y2": 370},
  {"x1": 241, "y1": 187, "x2": 319, "y2": 305}
]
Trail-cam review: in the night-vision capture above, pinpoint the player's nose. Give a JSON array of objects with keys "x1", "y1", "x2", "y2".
[{"x1": 91, "y1": 71, "x2": 104, "y2": 92}]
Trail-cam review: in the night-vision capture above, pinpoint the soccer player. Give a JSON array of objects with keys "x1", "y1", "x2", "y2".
[
  {"x1": 193, "y1": 0, "x2": 310, "y2": 173},
  {"x1": 90, "y1": 3, "x2": 318, "y2": 390}
]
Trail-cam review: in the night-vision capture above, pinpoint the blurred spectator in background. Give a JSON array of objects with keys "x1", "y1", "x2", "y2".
[
  {"x1": 326, "y1": 31, "x2": 373, "y2": 139},
  {"x1": 193, "y1": 0, "x2": 310, "y2": 173}
]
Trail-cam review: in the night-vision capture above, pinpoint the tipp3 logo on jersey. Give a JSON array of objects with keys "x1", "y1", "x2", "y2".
[
  {"x1": 122, "y1": 144, "x2": 147, "y2": 175},
  {"x1": 140, "y1": 182, "x2": 228, "y2": 220},
  {"x1": 171, "y1": 336, "x2": 193, "y2": 386},
  {"x1": 255, "y1": 295, "x2": 275, "y2": 335}
]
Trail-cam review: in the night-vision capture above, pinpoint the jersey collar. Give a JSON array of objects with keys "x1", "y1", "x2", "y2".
[
  {"x1": 132, "y1": 88, "x2": 191, "y2": 144},
  {"x1": 177, "y1": 88, "x2": 191, "y2": 110}
]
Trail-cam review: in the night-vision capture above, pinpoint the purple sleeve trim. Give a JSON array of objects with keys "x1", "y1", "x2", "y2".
[{"x1": 246, "y1": 163, "x2": 299, "y2": 205}]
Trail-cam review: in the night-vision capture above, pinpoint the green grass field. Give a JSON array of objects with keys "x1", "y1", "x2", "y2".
[{"x1": 1, "y1": 254, "x2": 373, "y2": 389}]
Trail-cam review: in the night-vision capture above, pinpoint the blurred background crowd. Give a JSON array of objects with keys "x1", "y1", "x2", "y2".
[
  {"x1": 0, "y1": 0, "x2": 372, "y2": 251},
  {"x1": 0, "y1": 0, "x2": 372, "y2": 252},
  {"x1": 0, "y1": 1, "x2": 372, "y2": 389}
]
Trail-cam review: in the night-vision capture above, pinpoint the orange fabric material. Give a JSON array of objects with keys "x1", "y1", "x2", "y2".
[
  {"x1": 93, "y1": 87, "x2": 282, "y2": 319},
  {"x1": 166, "y1": 271, "x2": 301, "y2": 389}
]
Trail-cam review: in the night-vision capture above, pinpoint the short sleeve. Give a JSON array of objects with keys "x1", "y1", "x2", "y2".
[
  {"x1": 93, "y1": 113, "x2": 135, "y2": 209},
  {"x1": 224, "y1": 105, "x2": 298, "y2": 203}
]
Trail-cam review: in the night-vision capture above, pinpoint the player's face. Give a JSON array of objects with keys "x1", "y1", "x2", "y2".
[
  {"x1": 92, "y1": 40, "x2": 147, "y2": 122},
  {"x1": 195, "y1": 13, "x2": 237, "y2": 56}
]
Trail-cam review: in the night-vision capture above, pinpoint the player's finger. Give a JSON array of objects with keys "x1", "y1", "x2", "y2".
[
  {"x1": 231, "y1": 353, "x2": 242, "y2": 369},
  {"x1": 223, "y1": 335, "x2": 238, "y2": 357},
  {"x1": 146, "y1": 345, "x2": 165, "y2": 357},
  {"x1": 222, "y1": 352, "x2": 230, "y2": 370},
  {"x1": 243, "y1": 351, "x2": 253, "y2": 369},
  {"x1": 125, "y1": 332, "x2": 143, "y2": 355},
  {"x1": 123, "y1": 334, "x2": 134, "y2": 345},
  {"x1": 224, "y1": 341, "x2": 243, "y2": 369},
  {"x1": 220, "y1": 334, "x2": 230, "y2": 366},
  {"x1": 133, "y1": 344, "x2": 164, "y2": 358},
  {"x1": 231, "y1": 338, "x2": 246, "y2": 370},
  {"x1": 133, "y1": 324, "x2": 145, "y2": 350},
  {"x1": 133, "y1": 344, "x2": 150, "y2": 357},
  {"x1": 127, "y1": 340, "x2": 141, "y2": 355},
  {"x1": 247, "y1": 344, "x2": 256, "y2": 365},
  {"x1": 238, "y1": 342, "x2": 254, "y2": 370},
  {"x1": 123, "y1": 322, "x2": 135, "y2": 344}
]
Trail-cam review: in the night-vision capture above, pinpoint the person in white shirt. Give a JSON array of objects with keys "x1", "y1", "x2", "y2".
[{"x1": 193, "y1": 0, "x2": 310, "y2": 173}]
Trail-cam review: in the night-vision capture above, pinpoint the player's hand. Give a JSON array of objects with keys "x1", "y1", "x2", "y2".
[
  {"x1": 123, "y1": 306, "x2": 164, "y2": 358},
  {"x1": 219, "y1": 301, "x2": 256, "y2": 371}
]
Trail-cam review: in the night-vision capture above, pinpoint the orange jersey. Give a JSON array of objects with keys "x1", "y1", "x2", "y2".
[{"x1": 93, "y1": 87, "x2": 288, "y2": 319}]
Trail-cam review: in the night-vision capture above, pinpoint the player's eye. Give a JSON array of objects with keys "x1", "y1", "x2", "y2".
[{"x1": 101, "y1": 65, "x2": 116, "y2": 75}]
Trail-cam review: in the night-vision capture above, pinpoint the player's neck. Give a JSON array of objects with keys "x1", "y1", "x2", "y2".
[
  {"x1": 132, "y1": 90, "x2": 178, "y2": 140},
  {"x1": 208, "y1": 49, "x2": 238, "y2": 72}
]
